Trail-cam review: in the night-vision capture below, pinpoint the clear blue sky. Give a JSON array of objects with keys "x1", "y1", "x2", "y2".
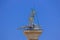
[{"x1": 0, "y1": 0, "x2": 60, "y2": 40}]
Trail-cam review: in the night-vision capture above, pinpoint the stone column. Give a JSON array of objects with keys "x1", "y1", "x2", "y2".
[{"x1": 24, "y1": 30, "x2": 42, "y2": 40}]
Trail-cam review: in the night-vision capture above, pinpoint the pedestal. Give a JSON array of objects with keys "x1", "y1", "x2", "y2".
[{"x1": 24, "y1": 30, "x2": 42, "y2": 40}]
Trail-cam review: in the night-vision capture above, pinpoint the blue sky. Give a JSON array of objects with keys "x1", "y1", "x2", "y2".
[{"x1": 0, "y1": 0, "x2": 60, "y2": 40}]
